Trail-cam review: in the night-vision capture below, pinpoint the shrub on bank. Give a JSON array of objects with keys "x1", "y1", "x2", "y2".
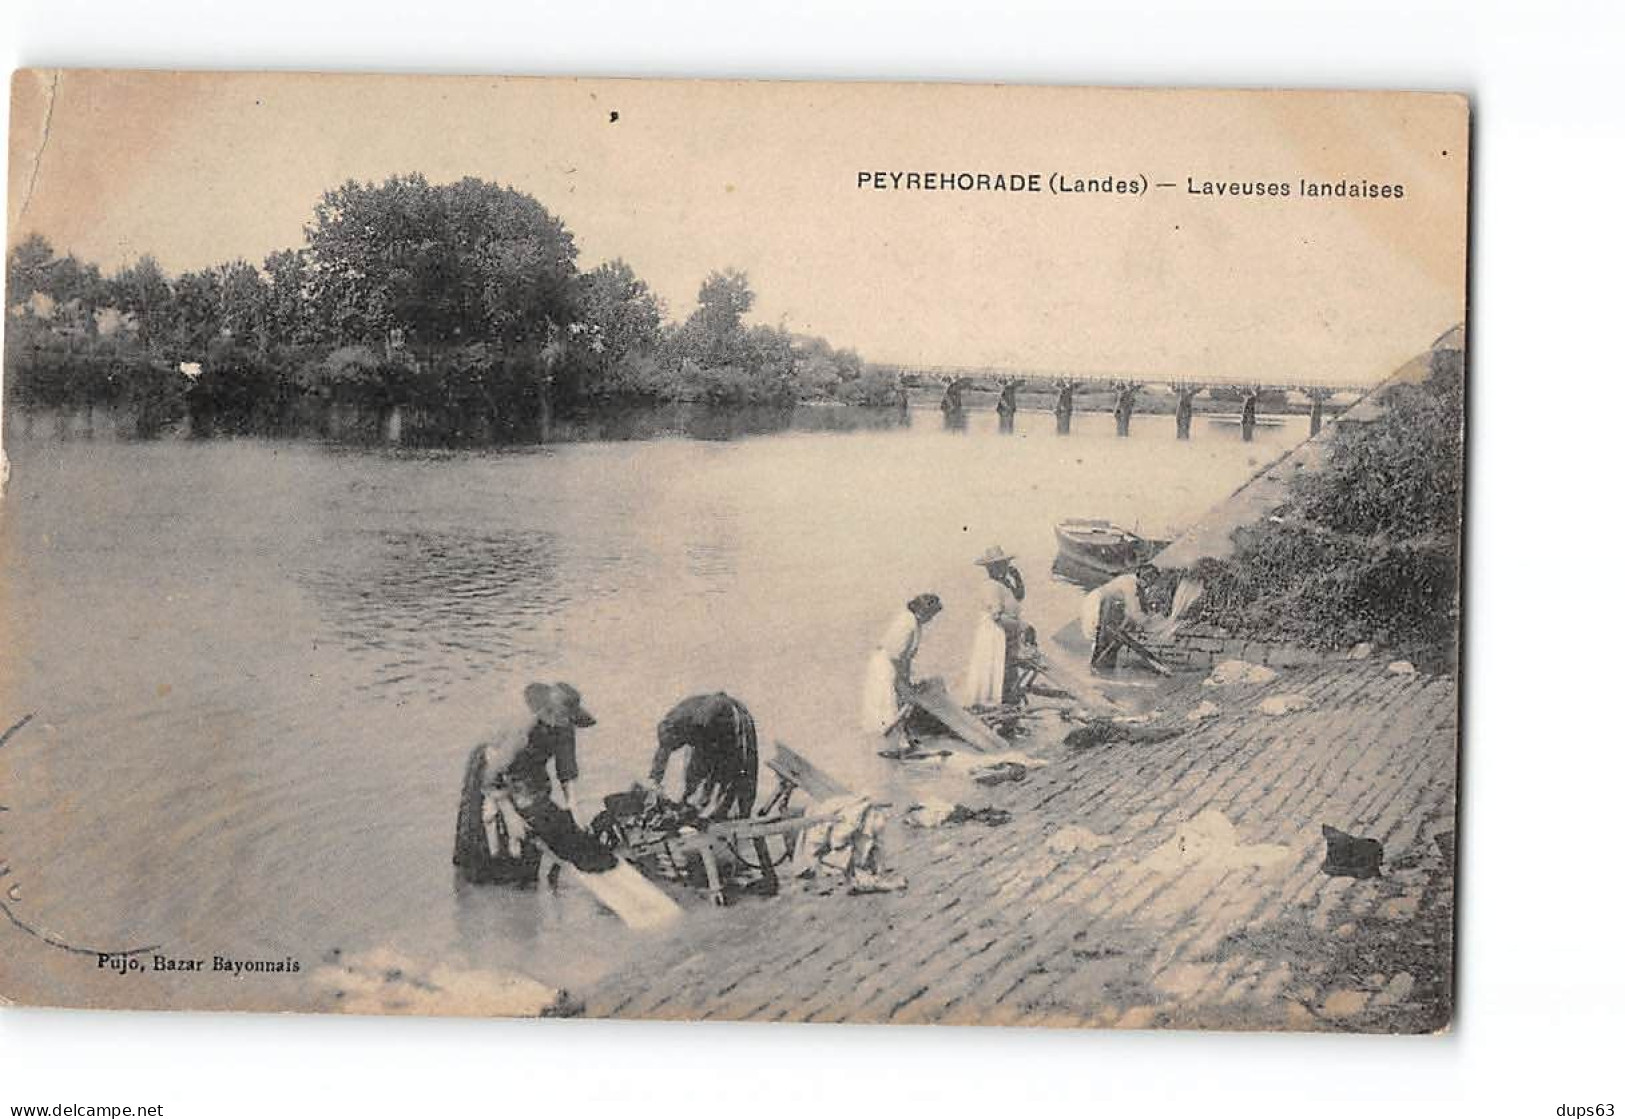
[
  {"x1": 4, "y1": 326, "x2": 194, "y2": 434},
  {"x1": 834, "y1": 364, "x2": 904, "y2": 406},
  {"x1": 1183, "y1": 347, "x2": 1463, "y2": 664}
]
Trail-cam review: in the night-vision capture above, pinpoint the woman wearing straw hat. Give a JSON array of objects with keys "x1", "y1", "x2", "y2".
[
  {"x1": 453, "y1": 681, "x2": 615, "y2": 885},
  {"x1": 962, "y1": 545, "x2": 1026, "y2": 707}
]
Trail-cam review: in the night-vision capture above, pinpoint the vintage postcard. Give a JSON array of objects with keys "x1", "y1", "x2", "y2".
[{"x1": 0, "y1": 71, "x2": 1466, "y2": 1031}]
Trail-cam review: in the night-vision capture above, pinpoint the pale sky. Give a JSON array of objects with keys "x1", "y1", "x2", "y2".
[{"x1": 8, "y1": 71, "x2": 1467, "y2": 384}]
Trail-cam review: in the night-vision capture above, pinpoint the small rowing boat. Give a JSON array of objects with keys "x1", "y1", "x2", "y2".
[{"x1": 1051, "y1": 519, "x2": 1166, "y2": 589}]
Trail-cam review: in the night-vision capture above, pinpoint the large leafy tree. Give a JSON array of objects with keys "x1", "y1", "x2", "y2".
[
  {"x1": 172, "y1": 268, "x2": 224, "y2": 356},
  {"x1": 5, "y1": 234, "x2": 106, "y2": 336},
  {"x1": 212, "y1": 260, "x2": 270, "y2": 347},
  {"x1": 303, "y1": 173, "x2": 580, "y2": 353},
  {"x1": 680, "y1": 268, "x2": 754, "y2": 366},
  {"x1": 169, "y1": 261, "x2": 269, "y2": 357},
  {"x1": 572, "y1": 259, "x2": 664, "y2": 395},
  {"x1": 580, "y1": 260, "x2": 662, "y2": 357},
  {"x1": 6, "y1": 233, "x2": 58, "y2": 308},
  {"x1": 109, "y1": 255, "x2": 179, "y2": 352},
  {"x1": 262, "y1": 249, "x2": 313, "y2": 347}
]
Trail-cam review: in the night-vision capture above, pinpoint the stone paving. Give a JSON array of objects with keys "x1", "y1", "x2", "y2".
[{"x1": 588, "y1": 659, "x2": 1458, "y2": 1032}]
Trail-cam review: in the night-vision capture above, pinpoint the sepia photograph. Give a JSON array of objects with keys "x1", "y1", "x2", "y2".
[{"x1": 0, "y1": 71, "x2": 1468, "y2": 1034}]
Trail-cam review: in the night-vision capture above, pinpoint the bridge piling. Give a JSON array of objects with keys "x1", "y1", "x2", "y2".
[
  {"x1": 1054, "y1": 383, "x2": 1074, "y2": 434},
  {"x1": 996, "y1": 378, "x2": 1021, "y2": 433},
  {"x1": 1308, "y1": 388, "x2": 1332, "y2": 436},
  {"x1": 1113, "y1": 382, "x2": 1140, "y2": 437},
  {"x1": 1174, "y1": 385, "x2": 1200, "y2": 440},
  {"x1": 940, "y1": 376, "x2": 969, "y2": 432}
]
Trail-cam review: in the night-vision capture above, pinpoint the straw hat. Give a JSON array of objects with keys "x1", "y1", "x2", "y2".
[
  {"x1": 524, "y1": 681, "x2": 597, "y2": 728},
  {"x1": 973, "y1": 545, "x2": 1014, "y2": 567}
]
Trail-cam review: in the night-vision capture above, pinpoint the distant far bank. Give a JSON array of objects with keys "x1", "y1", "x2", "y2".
[{"x1": 1, "y1": 384, "x2": 1338, "y2": 450}]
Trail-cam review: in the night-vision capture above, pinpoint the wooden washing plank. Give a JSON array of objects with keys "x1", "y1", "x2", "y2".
[
  {"x1": 1101, "y1": 623, "x2": 1174, "y2": 676},
  {"x1": 1024, "y1": 650, "x2": 1096, "y2": 701},
  {"x1": 564, "y1": 857, "x2": 683, "y2": 930},
  {"x1": 906, "y1": 677, "x2": 1005, "y2": 753},
  {"x1": 765, "y1": 741, "x2": 853, "y2": 801}
]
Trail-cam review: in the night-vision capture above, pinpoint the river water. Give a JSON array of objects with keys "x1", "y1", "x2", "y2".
[{"x1": 0, "y1": 405, "x2": 1307, "y2": 1010}]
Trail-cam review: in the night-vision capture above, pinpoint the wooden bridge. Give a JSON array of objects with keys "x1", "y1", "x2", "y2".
[{"x1": 875, "y1": 364, "x2": 1369, "y2": 440}]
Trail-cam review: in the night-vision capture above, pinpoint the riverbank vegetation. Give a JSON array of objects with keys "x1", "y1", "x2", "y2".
[
  {"x1": 4, "y1": 174, "x2": 896, "y2": 442},
  {"x1": 1180, "y1": 344, "x2": 1463, "y2": 665}
]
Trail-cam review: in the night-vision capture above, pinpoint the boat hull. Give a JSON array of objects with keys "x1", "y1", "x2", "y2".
[{"x1": 1051, "y1": 521, "x2": 1166, "y2": 589}]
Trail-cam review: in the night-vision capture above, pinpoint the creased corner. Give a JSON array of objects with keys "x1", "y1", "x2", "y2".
[{"x1": 12, "y1": 68, "x2": 63, "y2": 228}]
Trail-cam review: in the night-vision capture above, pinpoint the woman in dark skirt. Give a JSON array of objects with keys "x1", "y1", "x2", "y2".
[
  {"x1": 453, "y1": 742, "x2": 543, "y2": 886},
  {"x1": 646, "y1": 692, "x2": 760, "y2": 820},
  {"x1": 453, "y1": 681, "x2": 615, "y2": 886}
]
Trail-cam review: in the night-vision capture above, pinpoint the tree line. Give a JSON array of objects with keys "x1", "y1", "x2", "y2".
[{"x1": 4, "y1": 173, "x2": 897, "y2": 441}]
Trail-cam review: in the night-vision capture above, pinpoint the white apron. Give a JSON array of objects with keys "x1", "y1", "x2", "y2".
[
  {"x1": 962, "y1": 580, "x2": 1018, "y2": 707},
  {"x1": 861, "y1": 610, "x2": 920, "y2": 735}
]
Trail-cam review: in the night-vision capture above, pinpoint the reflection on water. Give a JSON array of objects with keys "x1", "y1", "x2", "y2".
[
  {"x1": 542, "y1": 401, "x2": 915, "y2": 444},
  {"x1": 305, "y1": 530, "x2": 567, "y2": 702},
  {"x1": 0, "y1": 402, "x2": 1310, "y2": 1009}
]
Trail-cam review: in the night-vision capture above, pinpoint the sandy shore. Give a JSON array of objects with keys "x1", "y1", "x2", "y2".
[{"x1": 588, "y1": 659, "x2": 1457, "y2": 1032}]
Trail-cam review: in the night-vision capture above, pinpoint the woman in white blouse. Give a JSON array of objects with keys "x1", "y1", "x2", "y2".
[
  {"x1": 861, "y1": 592, "x2": 944, "y2": 737},
  {"x1": 962, "y1": 545, "x2": 1026, "y2": 707}
]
